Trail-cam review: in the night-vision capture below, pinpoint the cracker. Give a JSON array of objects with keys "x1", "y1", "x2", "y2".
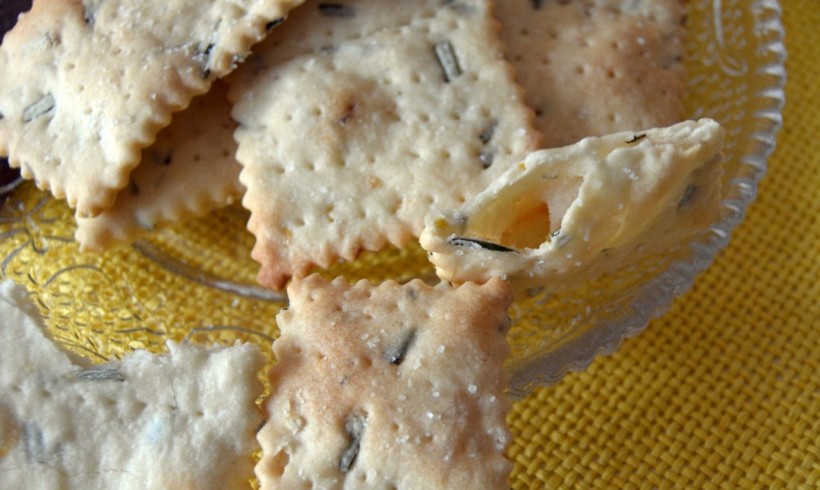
[
  {"x1": 256, "y1": 275, "x2": 514, "y2": 489},
  {"x1": 0, "y1": 280, "x2": 265, "y2": 489},
  {"x1": 496, "y1": 0, "x2": 686, "y2": 148},
  {"x1": 0, "y1": 0, "x2": 305, "y2": 218},
  {"x1": 229, "y1": 0, "x2": 540, "y2": 290},
  {"x1": 75, "y1": 81, "x2": 243, "y2": 251},
  {"x1": 420, "y1": 119, "x2": 725, "y2": 292}
]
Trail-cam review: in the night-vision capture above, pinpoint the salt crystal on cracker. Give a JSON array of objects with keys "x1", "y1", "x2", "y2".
[
  {"x1": 256, "y1": 275, "x2": 514, "y2": 489},
  {"x1": 0, "y1": 0, "x2": 305, "y2": 217},
  {"x1": 230, "y1": 0, "x2": 540, "y2": 290}
]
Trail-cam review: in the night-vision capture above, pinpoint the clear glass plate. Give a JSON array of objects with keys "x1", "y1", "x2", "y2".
[{"x1": 0, "y1": 0, "x2": 785, "y2": 397}]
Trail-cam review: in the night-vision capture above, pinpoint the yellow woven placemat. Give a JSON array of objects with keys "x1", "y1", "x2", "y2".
[{"x1": 508, "y1": 1, "x2": 819, "y2": 488}]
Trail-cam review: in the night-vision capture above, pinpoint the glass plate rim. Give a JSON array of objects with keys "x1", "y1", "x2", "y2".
[{"x1": 507, "y1": 0, "x2": 787, "y2": 398}]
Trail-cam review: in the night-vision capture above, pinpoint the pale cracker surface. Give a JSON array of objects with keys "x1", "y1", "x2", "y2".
[
  {"x1": 0, "y1": 0, "x2": 305, "y2": 218},
  {"x1": 0, "y1": 280, "x2": 265, "y2": 490},
  {"x1": 75, "y1": 81, "x2": 243, "y2": 251},
  {"x1": 420, "y1": 119, "x2": 724, "y2": 293},
  {"x1": 497, "y1": 0, "x2": 686, "y2": 148},
  {"x1": 256, "y1": 275, "x2": 514, "y2": 489},
  {"x1": 230, "y1": 0, "x2": 540, "y2": 290}
]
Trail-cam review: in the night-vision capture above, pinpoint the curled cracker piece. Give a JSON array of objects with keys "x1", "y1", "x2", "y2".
[
  {"x1": 256, "y1": 275, "x2": 514, "y2": 489},
  {"x1": 230, "y1": 0, "x2": 540, "y2": 290},
  {"x1": 497, "y1": 0, "x2": 687, "y2": 148},
  {"x1": 0, "y1": 0, "x2": 305, "y2": 217},
  {"x1": 420, "y1": 119, "x2": 725, "y2": 292},
  {"x1": 0, "y1": 280, "x2": 265, "y2": 490},
  {"x1": 75, "y1": 81, "x2": 243, "y2": 251}
]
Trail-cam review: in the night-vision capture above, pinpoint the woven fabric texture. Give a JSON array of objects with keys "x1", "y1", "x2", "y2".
[{"x1": 508, "y1": 1, "x2": 819, "y2": 488}]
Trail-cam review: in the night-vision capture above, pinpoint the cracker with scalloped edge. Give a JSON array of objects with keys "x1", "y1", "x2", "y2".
[
  {"x1": 256, "y1": 275, "x2": 514, "y2": 489},
  {"x1": 497, "y1": 0, "x2": 686, "y2": 148},
  {"x1": 230, "y1": 0, "x2": 540, "y2": 290},
  {"x1": 0, "y1": 0, "x2": 305, "y2": 218},
  {"x1": 0, "y1": 280, "x2": 265, "y2": 490},
  {"x1": 420, "y1": 119, "x2": 724, "y2": 293},
  {"x1": 75, "y1": 81, "x2": 242, "y2": 251}
]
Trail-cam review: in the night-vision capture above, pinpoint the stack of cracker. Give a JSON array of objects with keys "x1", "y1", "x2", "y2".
[
  {"x1": 0, "y1": 0, "x2": 707, "y2": 488},
  {"x1": 0, "y1": 0, "x2": 687, "y2": 292}
]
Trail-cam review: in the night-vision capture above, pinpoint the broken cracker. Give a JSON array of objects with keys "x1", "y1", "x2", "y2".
[
  {"x1": 420, "y1": 119, "x2": 724, "y2": 292},
  {"x1": 256, "y1": 275, "x2": 514, "y2": 489},
  {"x1": 75, "y1": 81, "x2": 242, "y2": 251},
  {"x1": 0, "y1": 280, "x2": 265, "y2": 490},
  {"x1": 0, "y1": 0, "x2": 305, "y2": 218},
  {"x1": 497, "y1": 0, "x2": 686, "y2": 147},
  {"x1": 229, "y1": 0, "x2": 540, "y2": 290}
]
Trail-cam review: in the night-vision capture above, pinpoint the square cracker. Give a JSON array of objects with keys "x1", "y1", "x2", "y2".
[
  {"x1": 256, "y1": 275, "x2": 514, "y2": 489},
  {"x1": 0, "y1": 280, "x2": 265, "y2": 490},
  {"x1": 230, "y1": 0, "x2": 540, "y2": 290},
  {"x1": 496, "y1": 0, "x2": 686, "y2": 148},
  {"x1": 75, "y1": 81, "x2": 243, "y2": 251},
  {"x1": 0, "y1": 0, "x2": 305, "y2": 218}
]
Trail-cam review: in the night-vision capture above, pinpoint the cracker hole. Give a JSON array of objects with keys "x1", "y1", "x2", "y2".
[
  {"x1": 607, "y1": 69, "x2": 617, "y2": 79},
  {"x1": 389, "y1": 199, "x2": 402, "y2": 214}
]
